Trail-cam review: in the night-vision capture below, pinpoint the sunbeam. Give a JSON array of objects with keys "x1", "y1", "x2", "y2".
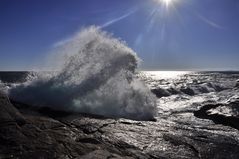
[
  {"x1": 196, "y1": 12, "x2": 225, "y2": 29},
  {"x1": 100, "y1": 8, "x2": 137, "y2": 28}
]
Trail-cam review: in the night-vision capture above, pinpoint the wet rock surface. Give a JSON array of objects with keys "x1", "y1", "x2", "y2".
[
  {"x1": 236, "y1": 79, "x2": 239, "y2": 88},
  {"x1": 1, "y1": 71, "x2": 239, "y2": 158},
  {"x1": 0, "y1": 92, "x2": 239, "y2": 159},
  {"x1": 0, "y1": 94, "x2": 149, "y2": 159}
]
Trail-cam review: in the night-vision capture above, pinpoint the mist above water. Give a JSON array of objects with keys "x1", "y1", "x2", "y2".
[{"x1": 9, "y1": 26, "x2": 157, "y2": 121}]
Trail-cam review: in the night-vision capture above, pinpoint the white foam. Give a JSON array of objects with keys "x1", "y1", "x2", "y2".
[
  {"x1": 9, "y1": 26, "x2": 157, "y2": 120},
  {"x1": 143, "y1": 71, "x2": 190, "y2": 80}
]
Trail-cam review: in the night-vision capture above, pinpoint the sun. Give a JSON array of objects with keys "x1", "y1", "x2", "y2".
[
  {"x1": 162, "y1": 0, "x2": 173, "y2": 7},
  {"x1": 154, "y1": 0, "x2": 176, "y2": 8}
]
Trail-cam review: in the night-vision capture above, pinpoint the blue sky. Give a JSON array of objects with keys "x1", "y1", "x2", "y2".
[{"x1": 1, "y1": 0, "x2": 239, "y2": 70}]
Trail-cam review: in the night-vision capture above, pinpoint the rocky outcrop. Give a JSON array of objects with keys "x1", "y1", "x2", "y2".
[
  {"x1": 0, "y1": 92, "x2": 26, "y2": 125},
  {"x1": 236, "y1": 79, "x2": 239, "y2": 88},
  {"x1": 194, "y1": 100, "x2": 239, "y2": 130},
  {"x1": 1, "y1": 92, "x2": 239, "y2": 159},
  {"x1": 0, "y1": 93, "x2": 149, "y2": 159}
]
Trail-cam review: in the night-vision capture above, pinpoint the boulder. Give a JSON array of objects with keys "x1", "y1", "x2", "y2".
[
  {"x1": 235, "y1": 79, "x2": 239, "y2": 87},
  {"x1": 0, "y1": 92, "x2": 26, "y2": 125}
]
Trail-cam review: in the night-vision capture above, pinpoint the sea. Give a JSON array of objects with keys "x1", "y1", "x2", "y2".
[{"x1": 0, "y1": 71, "x2": 239, "y2": 121}]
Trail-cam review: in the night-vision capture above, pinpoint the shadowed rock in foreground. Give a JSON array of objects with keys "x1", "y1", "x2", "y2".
[{"x1": 1, "y1": 92, "x2": 239, "y2": 159}]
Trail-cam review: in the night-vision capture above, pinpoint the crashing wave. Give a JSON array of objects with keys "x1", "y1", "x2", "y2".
[{"x1": 8, "y1": 26, "x2": 157, "y2": 121}]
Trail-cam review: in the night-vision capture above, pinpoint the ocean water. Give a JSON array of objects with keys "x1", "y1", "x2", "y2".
[
  {"x1": 141, "y1": 71, "x2": 239, "y2": 118},
  {"x1": 0, "y1": 27, "x2": 238, "y2": 121},
  {"x1": 0, "y1": 71, "x2": 239, "y2": 120},
  {"x1": 1, "y1": 27, "x2": 157, "y2": 121}
]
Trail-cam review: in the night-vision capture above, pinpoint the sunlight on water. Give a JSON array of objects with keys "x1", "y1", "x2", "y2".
[{"x1": 143, "y1": 71, "x2": 190, "y2": 79}]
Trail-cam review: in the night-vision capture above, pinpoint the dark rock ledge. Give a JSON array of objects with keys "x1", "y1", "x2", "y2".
[{"x1": 1, "y1": 92, "x2": 239, "y2": 159}]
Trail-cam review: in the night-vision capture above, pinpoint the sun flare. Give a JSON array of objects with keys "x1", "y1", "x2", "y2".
[
  {"x1": 162, "y1": 0, "x2": 172, "y2": 7},
  {"x1": 154, "y1": 0, "x2": 176, "y2": 8}
]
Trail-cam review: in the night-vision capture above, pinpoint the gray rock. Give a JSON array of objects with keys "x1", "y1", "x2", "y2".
[
  {"x1": 79, "y1": 150, "x2": 133, "y2": 159},
  {"x1": 0, "y1": 92, "x2": 26, "y2": 125},
  {"x1": 235, "y1": 79, "x2": 239, "y2": 87},
  {"x1": 1, "y1": 92, "x2": 239, "y2": 159}
]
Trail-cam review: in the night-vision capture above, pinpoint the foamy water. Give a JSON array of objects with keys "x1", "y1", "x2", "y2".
[
  {"x1": 143, "y1": 71, "x2": 190, "y2": 79},
  {"x1": 8, "y1": 26, "x2": 157, "y2": 121},
  {"x1": 141, "y1": 71, "x2": 239, "y2": 117},
  {"x1": 2, "y1": 26, "x2": 239, "y2": 121}
]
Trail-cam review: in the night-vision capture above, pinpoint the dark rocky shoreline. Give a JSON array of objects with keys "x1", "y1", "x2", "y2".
[
  {"x1": 0, "y1": 92, "x2": 149, "y2": 159},
  {"x1": 1, "y1": 71, "x2": 239, "y2": 158},
  {"x1": 1, "y1": 91, "x2": 239, "y2": 159}
]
